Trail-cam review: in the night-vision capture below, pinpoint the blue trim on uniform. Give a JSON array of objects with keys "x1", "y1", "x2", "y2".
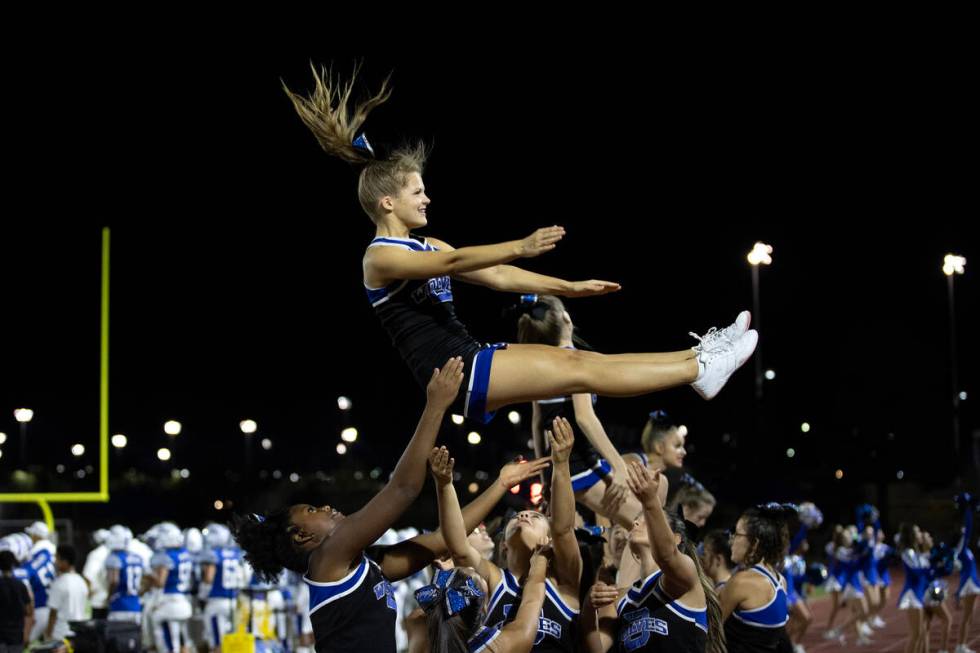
[
  {"x1": 570, "y1": 459, "x2": 612, "y2": 492},
  {"x1": 651, "y1": 583, "x2": 709, "y2": 632},
  {"x1": 305, "y1": 556, "x2": 369, "y2": 614},
  {"x1": 370, "y1": 236, "x2": 428, "y2": 251},
  {"x1": 732, "y1": 565, "x2": 789, "y2": 628},
  {"x1": 468, "y1": 626, "x2": 502, "y2": 653},
  {"x1": 463, "y1": 343, "x2": 507, "y2": 424},
  {"x1": 544, "y1": 578, "x2": 579, "y2": 620}
]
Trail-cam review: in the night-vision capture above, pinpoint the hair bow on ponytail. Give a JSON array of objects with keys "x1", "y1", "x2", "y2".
[{"x1": 414, "y1": 569, "x2": 484, "y2": 616}]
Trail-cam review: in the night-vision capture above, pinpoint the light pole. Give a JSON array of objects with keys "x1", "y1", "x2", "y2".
[
  {"x1": 747, "y1": 243, "x2": 772, "y2": 400},
  {"x1": 14, "y1": 408, "x2": 34, "y2": 468},
  {"x1": 240, "y1": 419, "x2": 257, "y2": 472},
  {"x1": 943, "y1": 254, "x2": 966, "y2": 466}
]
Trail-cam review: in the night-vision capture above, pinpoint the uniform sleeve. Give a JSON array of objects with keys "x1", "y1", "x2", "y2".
[
  {"x1": 198, "y1": 548, "x2": 218, "y2": 565},
  {"x1": 151, "y1": 552, "x2": 175, "y2": 570},
  {"x1": 105, "y1": 554, "x2": 123, "y2": 571}
]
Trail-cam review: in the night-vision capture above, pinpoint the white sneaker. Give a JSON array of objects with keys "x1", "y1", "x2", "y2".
[
  {"x1": 956, "y1": 645, "x2": 976, "y2": 653},
  {"x1": 691, "y1": 329, "x2": 758, "y2": 400},
  {"x1": 858, "y1": 622, "x2": 873, "y2": 637},
  {"x1": 823, "y1": 628, "x2": 843, "y2": 643},
  {"x1": 856, "y1": 634, "x2": 873, "y2": 646},
  {"x1": 871, "y1": 616, "x2": 886, "y2": 628},
  {"x1": 793, "y1": 645, "x2": 807, "y2": 653},
  {"x1": 691, "y1": 310, "x2": 751, "y2": 351}
]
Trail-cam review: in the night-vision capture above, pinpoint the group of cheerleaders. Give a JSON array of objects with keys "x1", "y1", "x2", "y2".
[{"x1": 227, "y1": 64, "x2": 977, "y2": 653}]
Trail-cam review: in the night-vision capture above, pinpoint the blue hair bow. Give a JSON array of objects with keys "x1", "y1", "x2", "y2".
[
  {"x1": 414, "y1": 569, "x2": 484, "y2": 616},
  {"x1": 353, "y1": 133, "x2": 375, "y2": 157}
]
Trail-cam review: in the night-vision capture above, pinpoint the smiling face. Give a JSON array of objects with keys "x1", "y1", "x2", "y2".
[
  {"x1": 384, "y1": 172, "x2": 430, "y2": 229},
  {"x1": 287, "y1": 504, "x2": 346, "y2": 552},
  {"x1": 659, "y1": 430, "x2": 687, "y2": 468}
]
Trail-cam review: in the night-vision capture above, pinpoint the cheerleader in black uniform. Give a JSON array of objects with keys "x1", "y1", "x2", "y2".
[
  {"x1": 231, "y1": 361, "x2": 548, "y2": 653},
  {"x1": 282, "y1": 64, "x2": 758, "y2": 426},
  {"x1": 581, "y1": 461, "x2": 725, "y2": 653}
]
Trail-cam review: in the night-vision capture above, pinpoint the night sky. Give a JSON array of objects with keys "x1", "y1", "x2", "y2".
[{"x1": 1, "y1": 52, "x2": 975, "y2": 538}]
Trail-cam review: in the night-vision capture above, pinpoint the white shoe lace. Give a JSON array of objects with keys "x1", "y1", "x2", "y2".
[{"x1": 690, "y1": 327, "x2": 733, "y2": 355}]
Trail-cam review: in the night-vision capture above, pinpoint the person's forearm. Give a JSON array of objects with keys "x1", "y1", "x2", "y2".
[
  {"x1": 644, "y1": 500, "x2": 680, "y2": 568},
  {"x1": 492, "y1": 265, "x2": 572, "y2": 294},
  {"x1": 578, "y1": 416, "x2": 625, "y2": 471},
  {"x1": 437, "y1": 482, "x2": 470, "y2": 559},
  {"x1": 45, "y1": 610, "x2": 56, "y2": 639},
  {"x1": 410, "y1": 481, "x2": 507, "y2": 555},
  {"x1": 551, "y1": 459, "x2": 575, "y2": 536},
  {"x1": 388, "y1": 405, "x2": 447, "y2": 496},
  {"x1": 447, "y1": 242, "x2": 528, "y2": 275}
]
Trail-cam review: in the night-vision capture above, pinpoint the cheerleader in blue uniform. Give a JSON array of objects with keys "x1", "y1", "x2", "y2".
[
  {"x1": 282, "y1": 64, "x2": 758, "y2": 427},
  {"x1": 855, "y1": 505, "x2": 885, "y2": 630},
  {"x1": 785, "y1": 502, "x2": 820, "y2": 652},
  {"x1": 720, "y1": 503, "x2": 796, "y2": 653},
  {"x1": 873, "y1": 529, "x2": 894, "y2": 625},
  {"x1": 954, "y1": 493, "x2": 980, "y2": 653},
  {"x1": 896, "y1": 523, "x2": 929, "y2": 653},
  {"x1": 922, "y1": 531, "x2": 954, "y2": 653},
  {"x1": 822, "y1": 525, "x2": 846, "y2": 635}
]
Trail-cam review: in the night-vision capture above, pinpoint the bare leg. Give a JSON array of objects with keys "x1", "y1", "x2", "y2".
[
  {"x1": 487, "y1": 344, "x2": 700, "y2": 411},
  {"x1": 938, "y1": 601, "x2": 951, "y2": 651},
  {"x1": 905, "y1": 609, "x2": 923, "y2": 653},
  {"x1": 576, "y1": 480, "x2": 644, "y2": 530},
  {"x1": 958, "y1": 593, "x2": 977, "y2": 647},
  {"x1": 789, "y1": 600, "x2": 813, "y2": 644},
  {"x1": 827, "y1": 591, "x2": 842, "y2": 630}
]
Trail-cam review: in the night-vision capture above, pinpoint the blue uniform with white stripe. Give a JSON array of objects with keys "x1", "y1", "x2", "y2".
[
  {"x1": 897, "y1": 548, "x2": 928, "y2": 609},
  {"x1": 365, "y1": 235, "x2": 504, "y2": 423},
  {"x1": 23, "y1": 546, "x2": 56, "y2": 608},
  {"x1": 955, "y1": 507, "x2": 980, "y2": 598},
  {"x1": 614, "y1": 569, "x2": 707, "y2": 653},
  {"x1": 874, "y1": 543, "x2": 893, "y2": 587},
  {"x1": 304, "y1": 554, "x2": 396, "y2": 653},
  {"x1": 105, "y1": 550, "x2": 145, "y2": 613},
  {"x1": 199, "y1": 546, "x2": 244, "y2": 599},
  {"x1": 724, "y1": 565, "x2": 792, "y2": 653},
  {"x1": 151, "y1": 548, "x2": 195, "y2": 595},
  {"x1": 483, "y1": 568, "x2": 578, "y2": 653}
]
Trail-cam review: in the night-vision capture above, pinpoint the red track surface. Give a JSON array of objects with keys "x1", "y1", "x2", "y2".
[{"x1": 794, "y1": 571, "x2": 979, "y2": 653}]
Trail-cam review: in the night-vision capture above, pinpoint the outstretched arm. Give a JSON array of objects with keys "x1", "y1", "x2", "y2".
[
  {"x1": 365, "y1": 228, "x2": 566, "y2": 285},
  {"x1": 627, "y1": 462, "x2": 699, "y2": 600},
  {"x1": 426, "y1": 236, "x2": 620, "y2": 297},
  {"x1": 549, "y1": 417, "x2": 584, "y2": 592},
  {"x1": 379, "y1": 455, "x2": 551, "y2": 582},
  {"x1": 310, "y1": 358, "x2": 463, "y2": 580}
]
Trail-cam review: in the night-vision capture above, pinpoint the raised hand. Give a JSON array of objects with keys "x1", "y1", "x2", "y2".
[
  {"x1": 498, "y1": 456, "x2": 551, "y2": 490},
  {"x1": 426, "y1": 357, "x2": 465, "y2": 410},
  {"x1": 547, "y1": 417, "x2": 574, "y2": 465},
  {"x1": 428, "y1": 446, "x2": 454, "y2": 488},
  {"x1": 626, "y1": 461, "x2": 663, "y2": 510}
]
